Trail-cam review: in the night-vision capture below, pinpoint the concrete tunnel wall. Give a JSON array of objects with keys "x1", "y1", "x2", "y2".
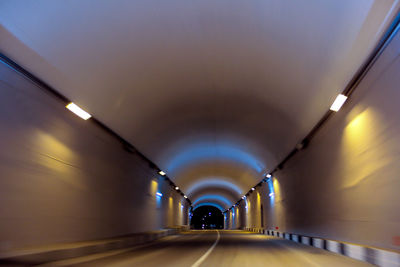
[
  {"x1": 226, "y1": 27, "x2": 400, "y2": 252},
  {"x1": 0, "y1": 62, "x2": 189, "y2": 252}
]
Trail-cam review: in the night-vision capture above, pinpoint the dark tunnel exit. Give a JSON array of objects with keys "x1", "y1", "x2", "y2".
[{"x1": 190, "y1": 206, "x2": 224, "y2": 229}]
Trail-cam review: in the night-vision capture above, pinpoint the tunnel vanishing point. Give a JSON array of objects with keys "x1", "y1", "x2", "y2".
[{"x1": 1, "y1": 1, "x2": 400, "y2": 266}]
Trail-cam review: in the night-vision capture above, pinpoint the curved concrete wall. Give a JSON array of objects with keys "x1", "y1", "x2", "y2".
[
  {"x1": 235, "y1": 28, "x2": 400, "y2": 252},
  {"x1": 0, "y1": 62, "x2": 188, "y2": 252}
]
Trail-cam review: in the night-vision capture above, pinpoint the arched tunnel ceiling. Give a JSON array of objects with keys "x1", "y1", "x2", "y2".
[{"x1": 1, "y1": 0, "x2": 399, "y2": 208}]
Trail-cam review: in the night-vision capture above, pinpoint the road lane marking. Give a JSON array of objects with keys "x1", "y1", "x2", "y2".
[{"x1": 191, "y1": 230, "x2": 220, "y2": 267}]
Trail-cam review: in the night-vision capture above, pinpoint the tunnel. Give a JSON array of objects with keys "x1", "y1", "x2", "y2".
[
  {"x1": 1, "y1": 1, "x2": 400, "y2": 266},
  {"x1": 191, "y1": 206, "x2": 224, "y2": 230}
]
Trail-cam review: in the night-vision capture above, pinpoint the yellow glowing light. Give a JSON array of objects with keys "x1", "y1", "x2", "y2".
[
  {"x1": 330, "y1": 94, "x2": 348, "y2": 112},
  {"x1": 341, "y1": 109, "x2": 388, "y2": 188},
  {"x1": 168, "y1": 197, "x2": 174, "y2": 226},
  {"x1": 272, "y1": 178, "x2": 281, "y2": 201},
  {"x1": 66, "y1": 102, "x2": 91, "y2": 120},
  {"x1": 151, "y1": 180, "x2": 158, "y2": 196}
]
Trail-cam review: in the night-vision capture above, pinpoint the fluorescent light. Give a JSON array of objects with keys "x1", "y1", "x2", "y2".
[
  {"x1": 158, "y1": 171, "x2": 166, "y2": 176},
  {"x1": 251, "y1": 188, "x2": 255, "y2": 191},
  {"x1": 266, "y1": 174, "x2": 272, "y2": 178},
  {"x1": 66, "y1": 103, "x2": 91, "y2": 120},
  {"x1": 156, "y1": 192, "x2": 163, "y2": 197},
  {"x1": 175, "y1": 187, "x2": 179, "y2": 190},
  {"x1": 330, "y1": 94, "x2": 348, "y2": 112}
]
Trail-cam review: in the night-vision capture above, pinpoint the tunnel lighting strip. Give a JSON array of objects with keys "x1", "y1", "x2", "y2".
[
  {"x1": 329, "y1": 94, "x2": 347, "y2": 112},
  {"x1": 224, "y1": 12, "x2": 400, "y2": 213},
  {"x1": 66, "y1": 102, "x2": 92, "y2": 120},
  {"x1": 0, "y1": 53, "x2": 192, "y2": 206}
]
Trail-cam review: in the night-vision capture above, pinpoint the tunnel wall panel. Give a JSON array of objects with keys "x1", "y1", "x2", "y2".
[
  {"x1": 0, "y1": 62, "x2": 187, "y2": 251},
  {"x1": 263, "y1": 30, "x2": 400, "y2": 251}
]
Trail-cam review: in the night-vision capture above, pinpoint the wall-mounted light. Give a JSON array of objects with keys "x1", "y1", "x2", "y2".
[
  {"x1": 159, "y1": 170, "x2": 166, "y2": 176},
  {"x1": 66, "y1": 102, "x2": 91, "y2": 120},
  {"x1": 266, "y1": 174, "x2": 272, "y2": 178},
  {"x1": 184, "y1": 195, "x2": 187, "y2": 199},
  {"x1": 251, "y1": 187, "x2": 255, "y2": 191},
  {"x1": 175, "y1": 186, "x2": 179, "y2": 190},
  {"x1": 330, "y1": 94, "x2": 348, "y2": 112},
  {"x1": 156, "y1": 192, "x2": 163, "y2": 197}
]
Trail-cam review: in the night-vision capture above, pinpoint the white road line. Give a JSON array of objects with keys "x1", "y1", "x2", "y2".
[{"x1": 191, "y1": 230, "x2": 220, "y2": 267}]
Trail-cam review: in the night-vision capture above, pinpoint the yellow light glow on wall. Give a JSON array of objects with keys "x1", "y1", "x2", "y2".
[
  {"x1": 66, "y1": 103, "x2": 91, "y2": 120},
  {"x1": 35, "y1": 131, "x2": 85, "y2": 189},
  {"x1": 168, "y1": 197, "x2": 174, "y2": 226},
  {"x1": 236, "y1": 206, "x2": 240, "y2": 227},
  {"x1": 272, "y1": 178, "x2": 281, "y2": 200},
  {"x1": 256, "y1": 192, "x2": 262, "y2": 228},
  {"x1": 341, "y1": 109, "x2": 389, "y2": 188},
  {"x1": 150, "y1": 180, "x2": 158, "y2": 196}
]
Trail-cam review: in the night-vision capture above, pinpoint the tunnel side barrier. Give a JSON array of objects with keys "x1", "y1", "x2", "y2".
[
  {"x1": 244, "y1": 227, "x2": 265, "y2": 234},
  {"x1": 263, "y1": 229, "x2": 400, "y2": 267},
  {"x1": 0, "y1": 228, "x2": 181, "y2": 265}
]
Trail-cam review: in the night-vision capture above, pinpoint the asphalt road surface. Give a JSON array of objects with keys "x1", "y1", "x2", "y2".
[{"x1": 43, "y1": 230, "x2": 372, "y2": 267}]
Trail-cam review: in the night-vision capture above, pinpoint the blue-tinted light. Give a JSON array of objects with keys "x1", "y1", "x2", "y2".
[
  {"x1": 267, "y1": 178, "x2": 275, "y2": 205},
  {"x1": 193, "y1": 202, "x2": 224, "y2": 211},
  {"x1": 192, "y1": 195, "x2": 231, "y2": 207},
  {"x1": 186, "y1": 178, "x2": 243, "y2": 196},
  {"x1": 165, "y1": 143, "x2": 265, "y2": 173}
]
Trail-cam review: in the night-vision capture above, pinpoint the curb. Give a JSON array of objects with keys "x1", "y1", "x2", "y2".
[
  {"x1": 0, "y1": 229, "x2": 179, "y2": 265},
  {"x1": 261, "y1": 229, "x2": 400, "y2": 267}
]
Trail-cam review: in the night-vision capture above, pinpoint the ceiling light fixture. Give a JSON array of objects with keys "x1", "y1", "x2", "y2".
[
  {"x1": 330, "y1": 94, "x2": 348, "y2": 112},
  {"x1": 158, "y1": 171, "x2": 166, "y2": 176},
  {"x1": 66, "y1": 103, "x2": 91, "y2": 120}
]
